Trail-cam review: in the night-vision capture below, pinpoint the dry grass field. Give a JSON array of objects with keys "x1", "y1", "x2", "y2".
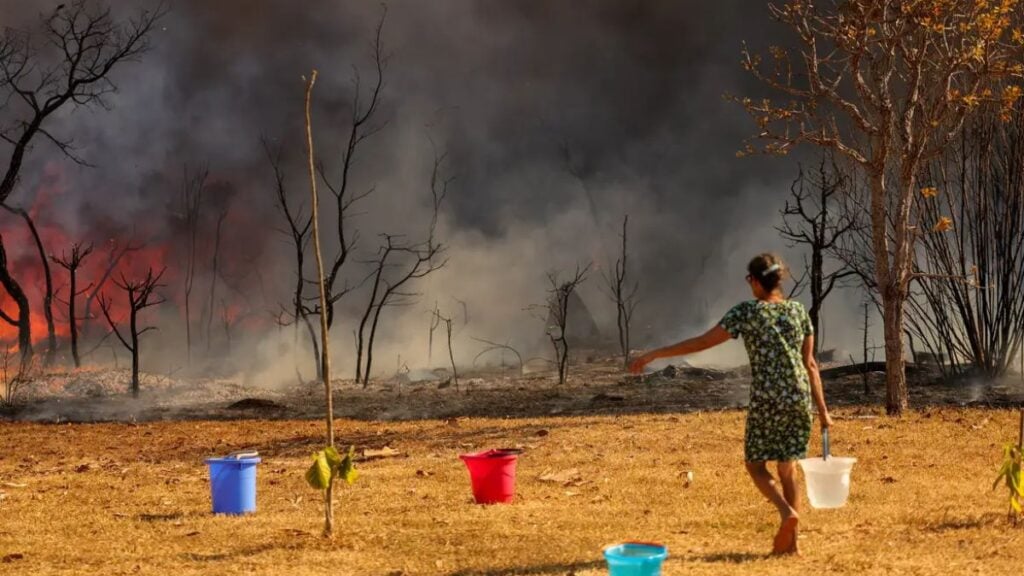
[{"x1": 1, "y1": 408, "x2": 1023, "y2": 575}]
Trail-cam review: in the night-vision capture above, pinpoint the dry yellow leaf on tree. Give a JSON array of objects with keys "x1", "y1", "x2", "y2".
[
  {"x1": 921, "y1": 187, "x2": 939, "y2": 198},
  {"x1": 933, "y1": 216, "x2": 954, "y2": 232}
]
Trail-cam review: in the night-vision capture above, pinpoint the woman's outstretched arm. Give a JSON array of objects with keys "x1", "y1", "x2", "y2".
[
  {"x1": 802, "y1": 334, "x2": 833, "y2": 428},
  {"x1": 629, "y1": 325, "x2": 732, "y2": 373}
]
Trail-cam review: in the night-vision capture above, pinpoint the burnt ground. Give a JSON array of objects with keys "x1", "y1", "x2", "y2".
[{"x1": 3, "y1": 357, "x2": 1023, "y2": 423}]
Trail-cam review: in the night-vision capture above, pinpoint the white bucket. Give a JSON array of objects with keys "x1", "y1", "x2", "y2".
[{"x1": 798, "y1": 456, "x2": 856, "y2": 509}]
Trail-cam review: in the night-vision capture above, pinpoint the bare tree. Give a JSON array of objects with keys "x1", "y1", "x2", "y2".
[
  {"x1": 355, "y1": 151, "x2": 449, "y2": 386},
  {"x1": 0, "y1": 1, "x2": 166, "y2": 365},
  {"x1": 776, "y1": 154, "x2": 859, "y2": 353},
  {"x1": 51, "y1": 242, "x2": 94, "y2": 367},
  {"x1": 179, "y1": 165, "x2": 207, "y2": 366},
  {"x1": 264, "y1": 139, "x2": 321, "y2": 381},
  {"x1": 602, "y1": 215, "x2": 639, "y2": 368},
  {"x1": 737, "y1": 1, "x2": 1024, "y2": 414},
  {"x1": 546, "y1": 263, "x2": 591, "y2": 386},
  {"x1": 98, "y1": 267, "x2": 166, "y2": 397}
]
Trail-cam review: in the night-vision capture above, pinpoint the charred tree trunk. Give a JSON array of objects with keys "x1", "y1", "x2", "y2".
[
  {"x1": 4, "y1": 207, "x2": 56, "y2": 365},
  {"x1": 809, "y1": 240, "x2": 824, "y2": 352},
  {"x1": 356, "y1": 246, "x2": 389, "y2": 383},
  {"x1": 862, "y1": 301, "x2": 870, "y2": 395},
  {"x1": 129, "y1": 300, "x2": 140, "y2": 395},
  {"x1": 0, "y1": 235, "x2": 31, "y2": 368},
  {"x1": 445, "y1": 315, "x2": 457, "y2": 391},
  {"x1": 302, "y1": 313, "x2": 321, "y2": 381},
  {"x1": 52, "y1": 242, "x2": 93, "y2": 368},
  {"x1": 69, "y1": 264, "x2": 81, "y2": 367},
  {"x1": 364, "y1": 294, "x2": 384, "y2": 387}
]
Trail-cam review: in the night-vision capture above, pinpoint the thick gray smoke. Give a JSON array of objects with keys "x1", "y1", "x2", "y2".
[{"x1": 0, "y1": 1, "x2": 868, "y2": 380}]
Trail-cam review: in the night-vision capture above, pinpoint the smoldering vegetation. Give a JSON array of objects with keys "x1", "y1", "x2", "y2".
[{"x1": 1, "y1": 1, "x2": 1020, "y2": 421}]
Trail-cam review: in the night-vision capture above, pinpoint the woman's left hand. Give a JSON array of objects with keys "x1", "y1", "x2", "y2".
[{"x1": 818, "y1": 410, "x2": 834, "y2": 429}]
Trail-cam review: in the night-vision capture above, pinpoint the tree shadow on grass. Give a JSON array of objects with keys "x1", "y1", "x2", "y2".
[
  {"x1": 686, "y1": 551, "x2": 765, "y2": 564},
  {"x1": 924, "y1": 512, "x2": 1002, "y2": 532},
  {"x1": 136, "y1": 512, "x2": 184, "y2": 522},
  {"x1": 180, "y1": 542, "x2": 278, "y2": 563},
  {"x1": 446, "y1": 560, "x2": 605, "y2": 576}
]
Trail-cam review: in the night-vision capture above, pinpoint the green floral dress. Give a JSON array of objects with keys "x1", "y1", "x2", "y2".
[{"x1": 719, "y1": 300, "x2": 813, "y2": 462}]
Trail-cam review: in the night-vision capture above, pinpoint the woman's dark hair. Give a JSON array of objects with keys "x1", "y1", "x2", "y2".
[{"x1": 748, "y1": 253, "x2": 787, "y2": 292}]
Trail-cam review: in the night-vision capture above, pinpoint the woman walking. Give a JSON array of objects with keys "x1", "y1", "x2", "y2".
[{"x1": 630, "y1": 253, "x2": 833, "y2": 555}]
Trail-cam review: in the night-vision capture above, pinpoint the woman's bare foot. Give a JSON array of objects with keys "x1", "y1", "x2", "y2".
[
  {"x1": 772, "y1": 509, "x2": 799, "y2": 555},
  {"x1": 785, "y1": 527, "x2": 802, "y2": 556}
]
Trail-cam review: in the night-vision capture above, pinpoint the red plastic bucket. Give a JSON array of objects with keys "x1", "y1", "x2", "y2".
[{"x1": 459, "y1": 449, "x2": 520, "y2": 504}]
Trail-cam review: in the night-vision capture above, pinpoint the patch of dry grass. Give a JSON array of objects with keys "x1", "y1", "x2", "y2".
[{"x1": 1, "y1": 408, "x2": 1023, "y2": 575}]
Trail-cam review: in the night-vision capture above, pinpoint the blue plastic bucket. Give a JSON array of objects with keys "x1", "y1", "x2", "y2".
[
  {"x1": 204, "y1": 455, "x2": 261, "y2": 515},
  {"x1": 603, "y1": 542, "x2": 668, "y2": 576}
]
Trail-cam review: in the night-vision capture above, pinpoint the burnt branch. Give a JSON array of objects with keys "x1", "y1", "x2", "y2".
[
  {"x1": 472, "y1": 337, "x2": 524, "y2": 375},
  {"x1": 0, "y1": 1, "x2": 167, "y2": 204}
]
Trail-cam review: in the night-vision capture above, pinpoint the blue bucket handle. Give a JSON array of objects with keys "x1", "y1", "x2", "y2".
[
  {"x1": 227, "y1": 450, "x2": 259, "y2": 460},
  {"x1": 821, "y1": 427, "x2": 830, "y2": 461}
]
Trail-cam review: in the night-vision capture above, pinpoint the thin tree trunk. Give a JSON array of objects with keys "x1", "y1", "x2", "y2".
[
  {"x1": 862, "y1": 302, "x2": 870, "y2": 395},
  {"x1": 304, "y1": 70, "x2": 335, "y2": 538},
  {"x1": 364, "y1": 305, "x2": 382, "y2": 387},
  {"x1": 446, "y1": 317, "x2": 458, "y2": 392},
  {"x1": 129, "y1": 307, "x2": 140, "y2": 398},
  {"x1": 70, "y1": 268, "x2": 80, "y2": 367},
  {"x1": 205, "y1": 210, "x2": 226, "y2": 351},
  {"x1": 810, "y1": 245, "x2": 823, "y2": 354},
  {"x1": 356, "y1": 261, "x2": 386, "y2": 382},
  {"x1": 302, "y1": 313, "x2": 322, "y2": 382}
]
